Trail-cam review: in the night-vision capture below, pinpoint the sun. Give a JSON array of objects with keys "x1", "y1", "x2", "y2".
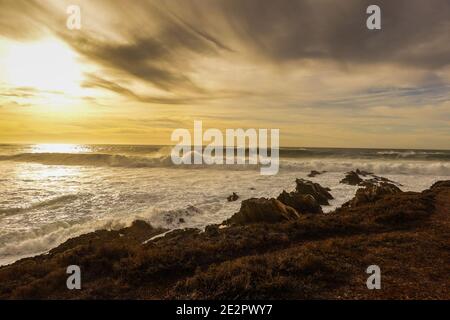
[{"x1": 2, "y1": 38, "x2": 83, "y2": 95}]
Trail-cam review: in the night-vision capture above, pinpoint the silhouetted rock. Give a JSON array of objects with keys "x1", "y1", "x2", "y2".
[
  {"x1": 277, "y1": 190, "x2": 322, "y2": 214},
  {"x1": 205, "y1": 224, "x2": 220, "y2": 236},
  {"x1": 359, "y1": 175, "x2": 402, "y2": 187},
  {"x1": 307, "y1": 170, "x2": 326, "y2": 177},
  {"x1": 295, "y1": 179, "x2": 333, "y2": 205},
  {"x1": 227, "y1": 192, "x2": 239, "y2": 202},
  {"x1": 163, "y1": 205, "x2": 200, "y2": 224},
  {"x1": 355, "y1": 169, "x2": 373, "y2": 176},
  {"x1": 227, "y1": 198, "x2": 300, "y2": 225},
  {"x1": 340, "y1": 171, "x2": 363, "y2": 185},
  {"x1": 430, "y1": 180, "x2": 450, "y2": 190},
  {"x1": 343, "y1": 182, "x2": 402, "y2": 207},
  {"x1": 341, "y1": 169, "x2": 402, "y2": 187}
]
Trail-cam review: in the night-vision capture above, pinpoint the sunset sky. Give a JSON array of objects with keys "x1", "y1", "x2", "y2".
[{"x1": 0, "y1": 0, "x2": 449, "y2": 149}]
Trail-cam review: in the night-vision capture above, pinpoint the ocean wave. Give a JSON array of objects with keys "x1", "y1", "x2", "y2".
[
  {"x1": 158, "y1": 205, "x2": 203, "y2": 228},
  {"x1": 376, "y1": 150, "x2": 446, "y2": 157},
  {"x1": 0, "y1": 152, "x2": 174, "y2": 168},
  {"x1": 0, "y1": 152, "x2": 449, "y2": 176},
  {"x1": 0, "y1": 214, "x2": 141, "y2": 266},
  {"x1": 281, "y1": 159, "x2": 450, "y2": 175},
  {"x1": 0, "y1": 152, "x2": 264, "y2": 170},
  {"x1": 0, "y1": 194, "x2": 80, "y2": 217}
]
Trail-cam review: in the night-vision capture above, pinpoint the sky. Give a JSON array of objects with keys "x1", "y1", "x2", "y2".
[{"x1": 0, "y1": 0, "x2": 449, "y2": 149}]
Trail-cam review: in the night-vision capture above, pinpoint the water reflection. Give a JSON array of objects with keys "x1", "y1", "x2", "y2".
[{"x1": 30, "y1": 144, "x2": 90, "y2": 154}]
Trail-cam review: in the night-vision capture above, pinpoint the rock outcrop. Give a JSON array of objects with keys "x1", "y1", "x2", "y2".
[
  {"x1": 307, "y1": 170, "x2": 326, "y2": 177},
  {"x1": 227, "y1": 198, "x2": 300, "y2": 225},
  {"x1": 295, "y1": 179, "x2": 333, "y2": 205},
  {"x1": 340, "y1": 171, "x2": 363, "y2": 185},
  {"x1": 430, "y1": 180, "x2": 450, "y2": 190},
  {"x1": 355, "y1": 169, "x2": 373, "y2": 176},
  {"x1": 343, "y1": 182, "x2": 402, "y2": 207},
  {"x1": 340, "y1": 169, "x2": 402, "y2": 187},
  {"x1": 227, "y1": 192, "x2": 239, "y2": 202},
  {"x1": 277, "y1": 190, "x2": 322, "y2": 214}
]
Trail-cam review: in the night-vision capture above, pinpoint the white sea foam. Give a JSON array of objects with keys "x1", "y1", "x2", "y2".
[{"x1": 0, "y1": 145, "x2": 449, "y2": 266}]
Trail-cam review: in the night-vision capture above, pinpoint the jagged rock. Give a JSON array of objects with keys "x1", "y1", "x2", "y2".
[
  {"x1": 341, "y1": 169, "x2": 402, "y2": 187},
  {"x1": 204, "y1": 224, "x2": 220, "y2": 236},
  {"x1": 355, "y1": 169, "x2": 373, "y2": 176},
  {"x1": 344, "y1": 183, "x2": 402, "y2": 207},
  {"x1": 340, "y1": 171, "x2": 363, "y2": 185},
  {"x1": 359, "y1": 175, "x2": 402, "y2": 187},
  {"x1": 120, "y1": 220, "x2": 160, "y2": 240},
  {"x1": 163, "y1": 205, "x2": 200, "y2": 224},
  {"x1": 430, "y1": 180, "x2": 450, "y2": 190},
  {"x1": 227, "y1": 192, "x2": 239, "y2": 202},
  {"x1": 227, "y1": 198, "x2": 300, "y2": 225},
  {"x1": 295, "y1": 179, "x2": 333, "y2": 205},
  {"x1": 277, "y1": 190, "x2": 322, "y2": 214},
  {"x1": 307, "y1": 170, "x2": 326, "y2": 177}
]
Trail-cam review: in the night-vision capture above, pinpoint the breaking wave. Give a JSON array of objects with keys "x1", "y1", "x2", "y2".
[
  {"x1": 281, "y1": 159, "x2": 450, "y2": 175},
  {"x1": 0, "y1": 194, "x2": 80, "y2": 217},
  {"x1": 0, "y1": 152, "x2": 174, "y2": 168},
  {"x1": 0, "y1": 150, "x2": 449, "y2": 175}
]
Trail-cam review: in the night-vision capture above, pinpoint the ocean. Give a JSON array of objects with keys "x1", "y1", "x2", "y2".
[{"x1": 0, "y1": 143, "x2": 449, "y2": 266}]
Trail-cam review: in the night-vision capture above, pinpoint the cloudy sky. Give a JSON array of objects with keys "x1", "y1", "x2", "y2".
[{"x1": 0, "y1": 0, "x2": 449, "y2": 148}]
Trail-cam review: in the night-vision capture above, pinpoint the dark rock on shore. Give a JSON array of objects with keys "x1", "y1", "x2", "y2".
[
  {"x1": 340, "y1": 171, "x2": 363, "y2": 185},
  {"x1": 340, "y1": 169, "x2": 402, "y2": 187},
  {"x1": 295, "y1": 178, "x2": 333, "y2": 205},
  {"x1": 277, "y1": 190, "x2": 322, "y2": 214},
  {"x1": 430, "y1": 180, "x2": 450, "y2": 190},
  {"x1": 226, "y1": 198, "x2": 300, "y2": 225},
  {"x1": 226, "y1": 179, "x2": 333, "y2": 225},
  {"x1": 307, "y1": 170, "x2": 326, "y2": 177},
  {"x1": 227, "y1": 192, "x2": 239, "y2": 202},
  {"x1": 49, "y1": 219, "x2": 166, "y2": 255},
  {"x1": 342, "y1": 183, "x2": 402, "y2": 208},
  {"x1": 163, "y1": 205, "x2": 201, "y2": 225},
  {"x1": 355, "y1": 169, "x2": 373, "y2": 176}
]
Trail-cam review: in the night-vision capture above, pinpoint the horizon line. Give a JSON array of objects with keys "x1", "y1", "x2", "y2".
[{"x1": 0, "y1": 142, "x2": 449, "y2": 152}]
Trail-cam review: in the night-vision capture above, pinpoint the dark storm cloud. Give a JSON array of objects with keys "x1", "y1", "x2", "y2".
[
  {"x1": 82, "y1": 74, "x2": 196, "y2": 104},
  {"x1": 207, "y1": 0, "x2": 450, "y2": 68},
  {"x1": 74, "y1": 36, "x2": 202, "y2": 93},
  {"x1": 80, "y1": 0, "x2": 450, "y2": 78},
  {"x1": 1, "y1": 0, "x2": 449, "y2": 94},
  {"x1": 82, "y1": 74, "x2": 251, "y2": 105},
  {"x1": 61, "y1": 2, "x2": 235, "y2": 93}
]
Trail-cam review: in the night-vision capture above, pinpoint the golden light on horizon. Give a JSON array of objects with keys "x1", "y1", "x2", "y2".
[
  {"x1": 2, "y1": 38, "x2": 83, "y2": 95},
  {"x1": 30, "y1": 143, "x2": 89, "y2": 154}
]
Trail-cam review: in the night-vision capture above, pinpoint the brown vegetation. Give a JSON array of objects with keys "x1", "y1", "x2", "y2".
[{"x1": 0, "y1": 181, "x2": 448, "y2": 299}]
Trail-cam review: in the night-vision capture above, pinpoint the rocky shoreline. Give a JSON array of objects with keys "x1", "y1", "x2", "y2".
[{"x1": 0, "y1": 175, "x2": 449, "y2": 299}]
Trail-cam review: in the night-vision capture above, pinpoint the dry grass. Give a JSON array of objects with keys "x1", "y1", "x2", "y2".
[{"x1": 0, "y1": 182, "x2": 448, "y2": 299}]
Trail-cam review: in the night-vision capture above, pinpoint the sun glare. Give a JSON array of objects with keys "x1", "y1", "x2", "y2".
[
  {"x1": 31, "y1": 144, "x2": 89, "y2": 154},
  {"x1": 2, "y1": 38, "x2": 83, "y2": 94}
]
